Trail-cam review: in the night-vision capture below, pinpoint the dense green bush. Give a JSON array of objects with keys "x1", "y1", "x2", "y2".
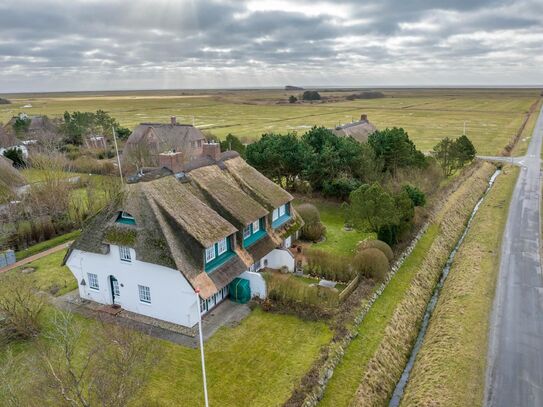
[
  {"x1": 297, "y1": 203, "x2": 326, "y2": 241},
  {"x1": 322, "y1": 177, "x2": 362, "y2": 200},
  {"x1": 357, "y1": 239, "x2": 394, "y2": 261},
  {"x1": 297, "y1": 203, "x2": 321, "y2": 225},
  {"x1": 402, "y1": 184, "x2": 426, "y2": 207},
  {"x1": 353, "y1": 248, "x2": 389, "y2": 281},
  {"x1": 304, "y1": 248, "x2": 355, "y2": 283},
  {"x1": 301, "y1": 222, "x2": 326, "y2": 242}
]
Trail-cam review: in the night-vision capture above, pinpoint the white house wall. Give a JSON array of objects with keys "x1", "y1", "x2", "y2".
[
  {"x1": 264, "y1": 248, "x2": 295, "y2": 271},
  {"x1": 239, "y1": 271, "x2": 267, "y2": 299},
  {"x1": 66, "y1": 246, "x2": 199, "y2": 328}
]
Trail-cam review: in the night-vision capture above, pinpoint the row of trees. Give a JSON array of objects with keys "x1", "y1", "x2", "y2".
[
  {"x1": 246, "y1": 126, "x2": 427, "y2": 199},
  {"x1": 61, "y1": 110, "x2": 130, "y2": 146}
]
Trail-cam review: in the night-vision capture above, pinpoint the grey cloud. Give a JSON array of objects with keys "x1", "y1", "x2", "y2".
[{"x1": 0, "y1": 0, "x2": 541, "y2": 92}]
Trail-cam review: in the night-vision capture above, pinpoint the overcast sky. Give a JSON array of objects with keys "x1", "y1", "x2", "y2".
[{"x1": 0, "y1": 0, "x2": 542, "y2": 92}]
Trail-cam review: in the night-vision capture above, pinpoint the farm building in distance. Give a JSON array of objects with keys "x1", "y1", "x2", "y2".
[
  {"x1": 332, "y1": 113, "x2": 377, "y2": 143},
  {"x1": 64, "y1": 143, "x2": 301, "y2": 328},
  {"x1": 121, "y1": 116, "x2": 206, "y2": 172}
]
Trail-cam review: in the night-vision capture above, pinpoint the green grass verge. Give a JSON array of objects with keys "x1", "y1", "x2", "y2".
[
  {"x1": 15, "y1": 230, "x2": 80, "y2": 261},
  {"x1": 319, "y1": 224, "x2": 438, "y2": 407},
  {"x1": 400, "y1": 166, "x2": 519, "y2": 407}
]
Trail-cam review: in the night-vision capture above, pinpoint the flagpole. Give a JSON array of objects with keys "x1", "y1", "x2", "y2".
[
  {"x1": 195, "y1": 288, "x2": 209, "y2": 407},
  {"x1": 112, "y1": 126, "x2": 123, "y2": 184}
]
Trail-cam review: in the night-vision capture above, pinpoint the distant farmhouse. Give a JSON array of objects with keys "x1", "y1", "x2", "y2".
[
  {"x1": 332, "y1": 113, "x2": 378, "y2": 143},
  {"x1": 122, "y1": 116, "x2": 206, "y2": 171},
  {"x1": 6, "y1": 113, "x2": 56, "y2": 138},
  {"x1": 64, "y1": 142, "x2": 301, "y2": 327}
]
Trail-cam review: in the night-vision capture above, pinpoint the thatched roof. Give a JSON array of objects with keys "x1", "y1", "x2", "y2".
[
  {"x1": 188, "y1": 163, "x2": 269, "y2": 228},
  {"x1": 67, "y1": 154, "x2": 301, "y2": 299},
  {"x1": 332, "y1": 117, "x2": 377, "y2": 143},
  {"x1": 222, "y1": 156, "x2": 292, "y2": 210}
]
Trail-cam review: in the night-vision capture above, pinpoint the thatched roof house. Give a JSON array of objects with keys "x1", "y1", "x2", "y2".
[
  {"x1": 121, "y1": 116, "x2": 206, "y2": 171},
  {"x1": 66, "y1": 147, "x2": 300, "y2": 301},
  {"x1": 332, "y1": 114, "x2": 377, "y2": 143}
]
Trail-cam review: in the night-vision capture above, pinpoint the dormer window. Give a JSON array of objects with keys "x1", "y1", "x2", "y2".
[
  {"x1": 116, "y1": 211, "x2": 136, "y2": 225},
  {"x1": 243, "y1": 217, "x2": 266, "y2": 248},
  {"x1": 272, "y1": 203, "x2": 291, "y2": 228},
  {"x1": 205, "y1": 235, "x2": 235, "y2": 273}
]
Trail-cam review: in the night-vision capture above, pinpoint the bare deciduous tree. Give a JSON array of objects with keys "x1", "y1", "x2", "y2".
[
  {"x1": 37, "y1": 312, "x2": 161, "y2": 407},
  {"x1": 0, "y1": 274, "x2": 44, "y2": 342}
]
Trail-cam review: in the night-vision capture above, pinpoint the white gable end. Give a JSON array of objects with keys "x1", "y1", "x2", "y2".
[{"x1": 66, "y1": 245, "x2": 199, "y2": 328}]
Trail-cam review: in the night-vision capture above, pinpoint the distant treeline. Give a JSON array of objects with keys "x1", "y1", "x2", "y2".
[{"x1": 346, "y1": 91, "x2": 385, "y2": 100}]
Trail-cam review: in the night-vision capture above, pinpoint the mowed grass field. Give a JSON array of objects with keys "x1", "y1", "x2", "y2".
[{"x1": 0, "y1": 88, "x2": 539, "y2": 155}]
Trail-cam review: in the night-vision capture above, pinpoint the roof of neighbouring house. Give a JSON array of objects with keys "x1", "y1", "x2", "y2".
[
  {"x1": 331, "y1": 117, "x2": 377, "y2": 143},
  {"x1": 126, "y1": 123, "x2": 205, "y2": 149},
  {"x1": 65, "y1": 153, "x2": 301, "y2": 299}
]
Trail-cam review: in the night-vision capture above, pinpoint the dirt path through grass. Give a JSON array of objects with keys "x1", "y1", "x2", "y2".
[{"x1": 0, "y1": 241, "x2": 72, "y2": 273}]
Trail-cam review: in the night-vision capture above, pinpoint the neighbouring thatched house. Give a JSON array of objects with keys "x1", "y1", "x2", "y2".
[
  {"x1": 121, "y1": 116, "x2": 206, "y2": 172},
  {"x1": 64, "y1": 142, "x2": 301, "y2": 327},
  {"x1": 6, "y1": 114, "x2": 57, "y2": 137},
  {"x1": 332, "y1": 113, "x2": 378, "y2": 143}
]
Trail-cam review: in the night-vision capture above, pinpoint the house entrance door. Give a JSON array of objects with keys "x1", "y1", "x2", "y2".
[{"x1": 110, "y1": 276, "x2": 120, "y2": 305}]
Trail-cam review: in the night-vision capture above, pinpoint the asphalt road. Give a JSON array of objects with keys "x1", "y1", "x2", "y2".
[{"x1": 484, "y1": 104, "x2": 543, "y2": 407}]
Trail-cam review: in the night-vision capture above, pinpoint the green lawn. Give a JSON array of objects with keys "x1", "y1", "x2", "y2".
[
  {"x1": 15, "y1": 230, "x2": 80, "y2": 261},
  {"x1": 1, "y1": 249, "x2": 332, "y2": 407},
  {"x1": 294, "y1": 198, "x2": 374, "y2": 256},
  {"x1": 5, "y1": 249, "x2": 77, "y2": 296},
  {"x1": 319, "y1": 224, "x2": 438, "y2": 407}
]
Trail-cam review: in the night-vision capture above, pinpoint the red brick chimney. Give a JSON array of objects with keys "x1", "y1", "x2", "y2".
[
  {"x1": 202, "y1": 142, "x2": 221, "y2": 161},
  {"x1": 170, "y1": 116, "x2": 177, "y2": 125},
  {"x1": 360, "y1": 114, "x2": 368, "y2": 121},
  {"x1": 159, "y1": 151, "x2": 184, "y2": 173}
]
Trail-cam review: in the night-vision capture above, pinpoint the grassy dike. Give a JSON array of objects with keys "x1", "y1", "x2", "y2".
[
  {"x1": 400, "y1": 165, "x2": 519, "y2": 407},
  {"x1": 318, "y1": 162, "x2": 496, "y2": 407}
]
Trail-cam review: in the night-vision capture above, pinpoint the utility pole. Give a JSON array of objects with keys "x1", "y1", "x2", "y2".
[
  {"x1": 195, "y1": 287, "x2": 209, "y2": 407},
  {"x1": 463, "y1": 121, "x2": 466, "y2": 135},
  {"x1": 112, "y1": 126, "x2": 123, "y2": 184}
]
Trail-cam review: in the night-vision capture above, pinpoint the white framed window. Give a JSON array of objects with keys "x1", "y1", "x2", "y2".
[
  {"x1": 119, "y1": 246, "x2": 131, "y2": 262},
  {"x1": 252, "y1": 219, "x2": 260, "y2": 233},
  {"x1": 138, "y1": 285, "x2": 151, "y2": 303},
  {"x1": 217, "y1": 238, "x2": 227, "y2": 256},
  {"x1": 88, "y1": 273, "x2": 99, "y2": 290},
  {"x1": 279, "y1": 204, "x2": 286, "y2": 217},
  {"x1": 243, "y1": 226, "x2": 251, "y2": 239},
  {"x1": 272, "y1": 208, "x2": 279, "y2": 221},
  {"x1": 205, "y1": 246, "x2": 216, "y2": 262}
]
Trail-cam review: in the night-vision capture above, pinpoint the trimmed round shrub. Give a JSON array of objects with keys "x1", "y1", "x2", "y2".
[
  {"x1": 357, "y1": 239, "x2": 394, "y2": 262},
  {"x1": 353, "y1": 248, "x2": 389, "y2": 281},
  {"x1": 302, "y1": 222, "x2": 326, "y2": 242},
  {"x1": 296, "y1": 203, "x2": 321, "y2": 225}
]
